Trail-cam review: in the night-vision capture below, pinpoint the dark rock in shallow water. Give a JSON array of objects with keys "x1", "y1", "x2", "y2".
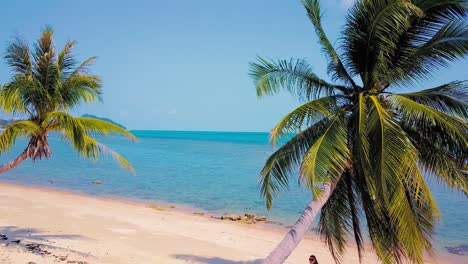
[
  {"x1": 446, "y1": 244, "x2": 468, "y2": 255},
  {"x1": 244, "y1": 213, "x2": 255, "y2": 219},
  {"x1": 221, "y1": 214, "x2": 242, "y2": 221}
]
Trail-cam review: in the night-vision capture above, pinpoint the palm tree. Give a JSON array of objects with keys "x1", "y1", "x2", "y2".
[
  {"x1": 250, "y1": 1, "x2": 467, "y2": 263},
  {"x1": 0, "y1": 27, "x2": 135, "y2": 174}
]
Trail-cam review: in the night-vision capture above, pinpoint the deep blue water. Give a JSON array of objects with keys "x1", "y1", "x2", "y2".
[{"x1": 0, "y1": 130, "x2": 466, "y2": 250}]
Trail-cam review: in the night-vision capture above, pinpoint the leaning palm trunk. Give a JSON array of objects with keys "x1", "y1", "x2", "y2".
[
  {"x1": 0, "y1": 150, "x2": 28, "y2": 174},
  {"x1": 0, "y1": 136, "x2": 51, "y2": 174},
  {"x1": 263, "y1": 183, "x2": 333, "y2": 264}
]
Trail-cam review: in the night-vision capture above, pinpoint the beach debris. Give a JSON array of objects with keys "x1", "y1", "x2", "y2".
[
  {"x1": 91, "y1": 180, "x2": 102, "y2": 185},
  {"x1": 221, "y1": 214, "x2": 242, "y2": 221},
  {"x1": 245, "y1": 213, "x2": 255, "y2": 219},
  {"x1": 25, "y1": 243, "x2": 51, "y2": 256},
  {"x1": 148, "y1": 204, "x2": 165, "y2": 211},
  {"x1": 0, "y1": 234, "x2": 7, "y2": 240},
  {"x1": 446, "y1": 244, "x2": 468, "y2": 255},
  {"x1": 11, "y1": 239, "x2": 21, "y2": 244},
  {"x1": 218, "y1": 213, "x2": 268, "y2": 224},
  {"x1": 240, "y1": 218, "x2": 257, "y2": 224},
  {"x1": 193, "y1": 212, "x2": 205, "y2": 216}
]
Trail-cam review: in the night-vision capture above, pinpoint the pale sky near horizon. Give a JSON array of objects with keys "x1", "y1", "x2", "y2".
[{"x1": 0, "y1": 0, "x2": 466, "y2": 131}]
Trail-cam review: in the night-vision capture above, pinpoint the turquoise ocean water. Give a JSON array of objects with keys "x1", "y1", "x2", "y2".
[{"x1": 0, "y1": 130, "x2": 466, "y2": 250}]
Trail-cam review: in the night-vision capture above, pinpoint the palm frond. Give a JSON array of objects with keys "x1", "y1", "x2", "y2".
[
  {"x1": 78, "y1": 136, "x2": 135, "y2": 174},
  {"x1": 0, "y1": 80, "x2": 31, "y2": 115},
  {"x1": 401, "y1": 113, "x2": 468, "y2": 194},
  {"x1": 356, "y1": 165, "x2": 401, "y2": 264},
  {"x1": 260, "y1": 117, "x2": 332, "y2": 209},
  {"x1": 382, "y1": 0, "x2": 467, "y2": 84},
  {"x1": 412, "y1": 127, "x2": 468, "y2": 194},
  {"x1": 59, "y1": 74, "x2": 102, "y2": 108},
  {"x1": 75, "y1": 117, "x2": 136, "y2": 141},
  {"x1": 270, "y1": 96, "x2": 339, "y2": 145},
  {"x1": 396, "y1": 81, "x2": 468, "y2": 118},
  {"x1": 343, "y1": 0, "x2": 427, "y2": 88},
  {"x1": 0, "y1": 121, "x2": 41, "y2": 154},
  {"x1": 32, "y1": 27, "x2": 58, "y2": 91},
  {"x1": 299, "y1": 111, "x2": 350, "y2": 197},
  {"x1": 302, "y1": 0, "x2": 357, "y2": 87},
  {"x1": 5, "y1": 37, "x2": 32, "y2": 75},
  {"x1": 389, "y1": 94, "x2": 467, "y2": 149},
  {"x1": 392, "y1": 18, "x2": 468, "y2": 84},
  {"x1": 57, "y1": 40, "x2": 77, "y2": 76},
  {"x1": 43, "y1": 111, "x2": 86, "y2": 150},
  {"x1": 249, "y1": 57, "x2": 348, "y2": 100},
  {"x1": 318, "y1": 171, "x2": 364, "y2": 264},
  {"x1": 367, "y1": 96, "x2": 439, "y2": 263},
  {"x1": 351, "y1": 93, "x2": 372, "y2": 179},
  {"x1": 46, "y1": 112, "x2": 135, "y2": 173},
  {"x1": 318, "y1": 175, "x2": 349, "y2": 264},
  {"x1": 68, "y1": 56, "x2": 97, "y2": 77}
]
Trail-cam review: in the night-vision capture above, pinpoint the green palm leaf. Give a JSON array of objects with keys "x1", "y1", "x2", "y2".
[
  {"x1": 58, "y1": 74, "x2": 102, "y2": 108},
  {"x1": 0, "y1": 121, "x2": 41, "y2": 154},
  {"x1": 395, "y1": 19, "x2": 468, "y2": 83},
  {"x1": 396, "y1": 81, "x2": 468, "y2": 118},
  {"x1": 389, "y1": 94, "x2": 467, "y2": 148},
  {"x1": 344, "y1": 0, "x2": 423, "y2": 85},
  {"x1": 43, "y1": 112, "x2": 86, "y2": 150},
  {"x1": 368, "y1": 96, "x2": 439, "y2": 263},
  {"x1": 318, "y1": 172, "x2": 364, "y2": 263},
  {"x1": 79, "y1": 136, "x2": 135, "y2": 174},
  {"x1": 403, "y1": 119, "x2": 468, "y2": 194},
  {"x1": 57, "y1": 40, "x2": 77, "y2": 75},
  {"x1": 249, "y1": 57, "x2": 348, "y2": 99},
  {"x1": 0, "y1": 81, "x2": 31, "y2": 115},
  {"x1": 302, "y1": 0, "x2": 356, "y2": 87},
  {"x1": 5, "y1": 37, "x2": 32, "y2": 75},
  {"x1": 260, "y1": 117, "x2": 333, "y2": 209},
  {"x1": 75, "y1": 117, "x2": 136, "y2": 141},
  {"x1": 269, "y1": 96, "x2": 338, "y2": 145},
  {"x1": 44, "y1": 112, "x2": 136, "y2": 172},
  {"x1": 299, "y1": 111, "x2": 350, "y2": 197}
]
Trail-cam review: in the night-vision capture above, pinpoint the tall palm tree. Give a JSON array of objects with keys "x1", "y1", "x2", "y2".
[
  {"x1": 0, "y1": 27, "x2": 135, "y2": 174},
  {"x1": 250, "y1": 1, "x2": 467, "y2": 263}
]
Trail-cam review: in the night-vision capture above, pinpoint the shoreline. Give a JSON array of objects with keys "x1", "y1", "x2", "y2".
[{"x1": 0, "y1": 182, "x2": 466, "y2": 263}]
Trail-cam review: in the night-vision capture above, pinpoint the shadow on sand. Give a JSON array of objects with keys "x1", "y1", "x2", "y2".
[
  {"x1": 0, "y1": 225, "x2": 89, "y2": 257},
  {"x1": 173, "y1": 254, "x2": 263, "y2": 264}
]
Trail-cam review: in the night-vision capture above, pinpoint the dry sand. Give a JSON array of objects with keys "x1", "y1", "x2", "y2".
[{"x1": 0, "y1": 183, "x2": 465, "y2": 264}]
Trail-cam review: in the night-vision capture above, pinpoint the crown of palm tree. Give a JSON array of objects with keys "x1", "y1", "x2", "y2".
[
  {"x1": 250, "y1": 1, "x2": 467, "y2": 263},
  {"x1": 0, "y1": 27, "x2": 136, "y2": 173}
]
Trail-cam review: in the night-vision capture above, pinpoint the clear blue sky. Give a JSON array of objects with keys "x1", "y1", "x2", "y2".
[{"x1": 0, "y1": 0, "x2": 466, "y2": 131}]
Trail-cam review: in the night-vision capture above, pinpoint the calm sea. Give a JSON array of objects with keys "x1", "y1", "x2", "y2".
[{"x1": 0, "y1": 130, "x2": 466, "y2": 250}]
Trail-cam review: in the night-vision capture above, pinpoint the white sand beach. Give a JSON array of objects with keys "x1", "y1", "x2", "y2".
[{"x1": 0, "y1": 183, "x2": 465, "y2": 264}]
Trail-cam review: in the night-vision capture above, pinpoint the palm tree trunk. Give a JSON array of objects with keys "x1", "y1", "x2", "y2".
[
  {"x1": 0, "y1": 150, "x2": 28, "y2": 174},
  {"x1": 263, "y1": 183, "x2": 333, "y2": 264}
]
